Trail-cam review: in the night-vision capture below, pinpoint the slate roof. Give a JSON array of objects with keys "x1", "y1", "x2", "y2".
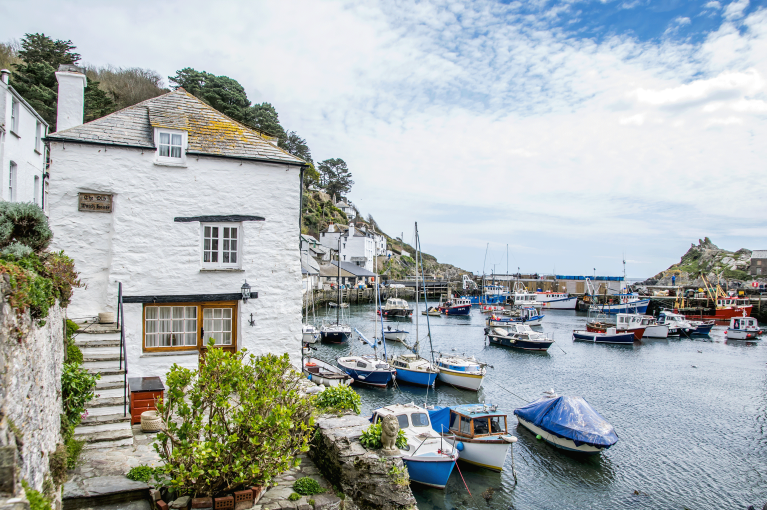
[
  {"x1": 330, "y1": 261, "x2": 377, "y2": 277},
  {"x1": 751, "y1": 250, "x2": 767, "y2": 259},
  {"x1": 47, "y1": 89, "x2": 305, "y2": 165}
]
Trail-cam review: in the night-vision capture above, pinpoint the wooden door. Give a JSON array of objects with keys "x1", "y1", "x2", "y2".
[{"x1": 199, "y1": 302, "x2": 238, "y2": 356}]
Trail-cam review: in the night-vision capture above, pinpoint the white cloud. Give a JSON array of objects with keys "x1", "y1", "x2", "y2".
[
  {"x1": 705, "y1": 116, "x2": 744, "y2": 126},
  {"x1": 706, "y1": 1, "x2": 722, "y2": 9},
  {"x1": 675, "y1": 16, "x2": 692, "y2": 26},
  {"x1": 630, "y1": 69, "x2": 764, "y2": 106},
  {"x1": 723, "y1": 0, "x2": 749, "y2": 20},
  {"x1": 619, "y1": 113, "x2": 646, "y2": 125}
]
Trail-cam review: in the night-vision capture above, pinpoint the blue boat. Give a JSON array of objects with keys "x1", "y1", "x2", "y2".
[
  {"x1": 462, "y1": 285, "x2": 508, "y2": 305},
  {"x1": 438, "y1": 297, "x2": 472, "y2": 315},
  {"x1": 390, "y1": 352, "x2": 438, "y2": 387},
  {"x1": 371, "y1": 403, "x2": 458, "y2": 489},
  {"x1": 337, "y1": 329, "x2": 395, "y2": 387},
  {"x1": 572, "y1": 329, "x2": 635, "y2": 344},
  {"x1": 589, "y1": 295, "x2": 650, "y2": 315},
  {"x1": 514, "y1": 391, "x2": 618, "y2": 454}
]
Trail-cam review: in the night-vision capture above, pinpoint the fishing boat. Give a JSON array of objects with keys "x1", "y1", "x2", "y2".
[
  {"x1": 422, "y1": 307, "x2": 441, "y2": 316},
  {"x1": 725, "y1": 316, "x2": 762, "y2": 340},
  {"x1": 480, "y1": 305, "x2": 506, "y2": 313},
  {"x1": 389, "y1": 352, "x2": 438, "y2": 387},
  {"x1": 586, "y1": 312, "x2": 646, "y2": 340},
  {"x1": 429, "y1": 404, "x2": 517, "y2": 472},
  {"x1": 337, "y1": 351, "x2": 396, "y2": 387},
  {"x1": 463, "y1": 284, "x2": 508, "y2": 305},
  {"x1": 688, "y1": 319, "x2": 716, "y2": 336},
  {"x1": 495, "y1": 306, "x2": 544, "y2": 326},
  {"x1": 588, "y1": 293, "x2": 650, "y2": 315},
  {"x1": 485, "y1": 324, "x2": 554, "y2": 351},
  {"x1": 535, "y1": 291, "x2": 577, "y2": 310},
  {"x1": 674, "y1": 275, "x2": 752, "y2": 322},
  {"x1": 321, "y1": 243, "x2": 352, "y2": 343},
  {"x1": 435, "y1": 353, "x2": 486, "y2": 391},
  {"x1": 438, "y1": 297, "x2": 472, "y2": 316},
  {"x1": 514, "y1": 390, "x2": 618, "y2": 454},
  {"x1": 371, "y1": 403, "x2": 458, "y2": 489},
  {"x1": 513, "y1": 287, "x2": 542, "y2": 309},
  {"x1": 382, "y1": 326, "x2": 409, "y2": 342},
  {"x1": 657, "y1": 311, "x2": 695, "y2": 337},
  {"x1": 378, "y1": 297, "x2": 414, "y2": 318},
  {"x1": 302, "y1": 355, "x2": 352, "y2": 387},
  {"x1": 572, "y1": 328, "x2": 635, "y2": 344}
]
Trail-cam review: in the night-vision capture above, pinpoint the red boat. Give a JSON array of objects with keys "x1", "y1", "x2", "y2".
[{"x1": 674, "y1": 297, "x2": 752, "y2": 323}]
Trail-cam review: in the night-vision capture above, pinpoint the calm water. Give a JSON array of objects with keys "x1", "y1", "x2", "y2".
[{"x1": 310, "y1": 302, "x2": 767, "y2": 510}]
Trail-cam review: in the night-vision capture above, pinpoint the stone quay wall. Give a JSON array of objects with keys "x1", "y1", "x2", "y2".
[
  {"x1": 310, "y1": 414, "x2": 416, "y2": 510},
  {"x1": 0, "y1": 282, "x2": 65, "y2": 502}
]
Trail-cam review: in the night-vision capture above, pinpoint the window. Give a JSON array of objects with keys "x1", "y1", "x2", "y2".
[
  {"x1": 411, "y1": 413, "x2": 429, "y2": 427},
  {"x1": 10, "y1": 99, "x2": 19, "y2": 133},
  {"x1": 34, "y1": 176, "x2": 39, "y2": 205},
  {"x1": 8, "y1": 162, "x2": 16, "y2": 202},
  {"x1": 460, "y1": 416, "x2": 471, "y2": 435},
  {"x1": 201, "y1": 223, "x2": 240, "y2": 268},
  {"x1": 396, "y1": 414, "x2": 409, "y2": 429},
  {"x1": 35, "y1": 122, "x2": 42, "y2": 152},
  {"x1": 159, "y1": 132, "x2": 183, "y2": 158},
  {"x1": 143, "y1": 302, "x2": 237, "y2": 352},
  {"x1": 490, "y1": 416, "x2": 506, "y2": 433},
  {"x1": 474, "y1": 418, "x2": 489, "y2": 435},
  {"x1": 154, "y1": 129, "x2": 186, "y2": 165}
]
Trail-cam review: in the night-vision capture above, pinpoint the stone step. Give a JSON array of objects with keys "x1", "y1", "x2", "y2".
[
  {"x1": 81, "y1": 347, "x2": 122, "y2": 362},
  {"x1": 74, "y1": 421, "x2": 133, "y2": 444},
  {"x1": 75, "y1": 336, "x2": 121, "y2": 348},
  {"x1": 96, "y1": 374, "x2": 126, "y2": 390},
  {"x1": 82, "y1": 407, "x2": 131, "y2": 426},
  {"x1": 83, "y1": 437, "x2": 134, "y2": 450},
  {"x1": 73, "y1": 322, "x2": 121, "y2": 335},
  {"x1": 89, "y1": 389, "x2": 128, "y2": 408},
  {"x1": 82, "y1": 361, "x2": 125, "y2": 376}
]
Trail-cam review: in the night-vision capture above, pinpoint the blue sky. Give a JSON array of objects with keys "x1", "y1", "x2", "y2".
[{"x1": 1, "y1": 0, "x2": 766, "y2": 278}]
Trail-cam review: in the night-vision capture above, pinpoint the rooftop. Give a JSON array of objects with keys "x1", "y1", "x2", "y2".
[
  {"x1": 47, "y1": 89, "x2": 305, "y2": 165},
  {"x1": 331, "y1": 260, "x2": 377, "y2": 277},
  {"x1": 751, "y1": 250, "x2": 767, "y2": 259}
]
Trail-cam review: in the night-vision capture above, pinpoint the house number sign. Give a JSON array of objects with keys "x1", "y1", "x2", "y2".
[{"x1": 78, "y1": 193, "x2": 113, "y2": 213}]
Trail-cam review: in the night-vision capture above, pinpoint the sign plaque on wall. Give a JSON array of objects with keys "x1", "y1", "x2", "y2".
[{"x1": 78, "y1": 193, "x2": 113, "y2": 213}]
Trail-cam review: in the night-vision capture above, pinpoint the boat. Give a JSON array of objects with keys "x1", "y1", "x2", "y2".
[
  {"x1": 371, "y1": 403, "x2": 458, "y2": 489},
  {"x1": 378, "y1": 297, "x2": 414, "y2": 318},
  {"x1": 586, "y1": 312, "x2": 646, "y2": 340},
  {"x1": 588, "y1": 293, "x2": 650, "y2": 315},
  {"x1": 535, "y1": 291, "x2": 578, "y2": 310},
  {"x1": 437, "y1": 297, "x2": 472, "y2": 316},
  {"x1": 480, "y1": 305, "x2": 506, "y2": 314},
  {"x1": 302, "y1": 355, "x2": 352, "y2": 387},
  {"x1": 494, "y1": 306, "x2": 544, "y2": 326},
  {"x1": 725, "y1": 316, "x2": 762, "y2": 340},
  {"x1": 337, "y1": 348, "x2": 396, "y2": 387},
  {"x1": 657, "y1": 311, "x2": 696, "y2": 337},
  {"x1": 435, "y1": 353, "x2": 487, "y2": 391},
  {"x1": 514, "y1": 390, "x2": 618, "y2": 454},
  {"x1": 572, "y1": 328, "x2": 635, "y2": 344},
  {"x1": 485, "y1": 324, "x2": 554, "y2": 351},
  {"x1": 320, "y1": 245, "x2": 352, "y2": 343},
  {"x1": 463, "y1": 284, "x2": 508, "y2": 305},
  {"x1": 382, "y1": 326, "x2": 409, "y2": 342},
  {"x1": 674, "y1": 275, "x2": 752, "y2": 322},
  {"x1": 429, "y1": 404, "x2": 517, "y2": 472},
  {"x1": 389, "y1": 352, "x2": 438, "y2": 387},
  {"x1": 688, "y1": 319, "x2": 716, "y2": 336},
  {"x1": 302, "y1": 324, "x2": 319, "y2": 344},
  {"x1": 328, "y1": 301, "x2": 350, "y2": 308},
  {"x1": 422, "y1": 307, "x2": 441, "y2": 316},
  {"x1": 513, "y1": 287, "x2": 542, "y2": 309}
]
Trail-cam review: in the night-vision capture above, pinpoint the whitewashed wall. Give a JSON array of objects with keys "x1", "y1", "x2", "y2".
[{"x1": 48, "y1": 142, "x2": 303, "y2": 375}]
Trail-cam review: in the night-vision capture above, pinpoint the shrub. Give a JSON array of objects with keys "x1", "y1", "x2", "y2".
[
  {"x1": 288, "y1": 493, "x2": 301, "y2": 501},
  {"x1": 127, "y1": 465, "x2": 156, "y2": 483},
  {"x1": 49, "y1": 444, "x2": 68, "y2": 485},
  {"x1": 313, "y1": 385, "x2": 360, "y2": 415},
  {"x1": 65, "y1": 437, "x2": 85, "y2": 470},
  {"x1": 66, "y1": 342, "x2": 83, "y2": 364},
  {"x1": 0, "y1": 202, "x2": 53, "y2": 252},
  {"x1": 61, "y1": 363, "x2": 99, "y2": 432},
  {"x1": 21, "y1": 481, "x2": 51, "y2": 510},
  {"x1": 293, "y1": 477, "x2": 324, "y2": 496},
  {"x1": 154, "y1": 347, "x2": 314, "y2": 497},
  {"x1": 359, "y1": 423, "x2": 407, "y2": 450}
]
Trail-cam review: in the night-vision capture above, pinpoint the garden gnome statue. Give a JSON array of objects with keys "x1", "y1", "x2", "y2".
[{"x1": 380, "y1": 414, "x2": 400, "y2": 456}]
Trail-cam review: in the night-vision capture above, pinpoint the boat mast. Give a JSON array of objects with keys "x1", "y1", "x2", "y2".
[
  {"x1": 337, "y1": 236, "x2": 341, "y2": 325},
  {"x1": 377, "y1": 270, "x2": 387, "y2": 360},
  {"x1": 414, "y1": 223, "x2": 420, "y2": 354},
  {"x1": 482, "y1": 242, "x2": 489, "y2": 304},
  {"x1": 416, "y1": 223, "x2": 435, "y2": 365}
]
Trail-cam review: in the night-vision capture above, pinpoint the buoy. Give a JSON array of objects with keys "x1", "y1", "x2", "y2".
[
  {"x1": 536, "y1": 434, "x2": 542, "y2": 440},
  {"x1": 456, "y1": 442, "x2": 465, "y2": 451}
]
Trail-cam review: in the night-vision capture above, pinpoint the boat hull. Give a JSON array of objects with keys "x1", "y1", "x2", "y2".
[
  {"x1": 678, "y1": 306, "x2": 753, "y2": 323},
  {"x1": 439, "y1": 305, "x2": 472, "y2": 316},
  {"x1": 464, "y1": 295, "x2": 507, "y2": 305},
  {"x1": 378, "y1": 309, "x2": 414, "y2": 318},
  {"x1": 573, "y1": 330, "x2": 635, "y2": 344},
  {"x1": 725, "y1": 329, "x2": 760, "y2": 340},
  {"x1": 487, "y1": 333, "x2": 553, "y2": 351},
  {"x1": 516, "y1": 417, "x2": 606, "y2": 455},
  {"x1": 538, "y1": 297, "x2": 578, "y2": 310},
  {"x1": 303, "y1": 357, "x2": 352, "y2": 388},
  {"x1": 490, "y1": 316, "x2": 543, "y2": 326},
  {"x1": 337, "y1": 366, "x2": 394, "y2": 387},
  {"x1": 641, "y1": 324, "x2": 669, "y2": 338},
  {"x1": 444, "y1": 436, "x2": 511, "y2": 472},
  {"x1": 437, "y1": 369, "x2": 484, "y2": 391},
  {"x1": 395, "y1": 368, "x2": 438, "y2": 387},
  {"x1": 401, "y1": 455, "x2": 457, "y2": 489},
  {"x1": 692, "y1": 323, "x2": 714, "y2": 335},
  {"x1": 320, "y1": 330, "x2": 350, "y2": 344},
  {"x1": 590, "y1": 300, "x2": 650, "y2": 315},
  {"x1": 383, "y1": 331, "x2": 408, "y2": 341}
]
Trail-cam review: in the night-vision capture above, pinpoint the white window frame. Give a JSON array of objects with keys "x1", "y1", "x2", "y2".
[
  {"x1": 154, "y1": 128, "x2": 187, "y2": 166},
  {"x1": 8, "y1": 162, "x2": 16, "y2": 202},
  {"x1": 33, "y1": 175, "x2": 39, "y2": 205},
  {"x1": 35, "y1": 121, "x2": 42, "y2": 153},
  {"x1": 10, "y1": 99, "x2": 19, "y2": 134},
  {"x1": 200, "y1": 223, "x2": 242, "y2": 269}
]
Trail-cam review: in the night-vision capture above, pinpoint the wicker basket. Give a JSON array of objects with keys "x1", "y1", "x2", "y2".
[
  {"x1": 98, "y1": 312, "x2": 115, "y2": 324},
  {"x1": 140, "y1": 410, "x2": 162, "y2": 432}
]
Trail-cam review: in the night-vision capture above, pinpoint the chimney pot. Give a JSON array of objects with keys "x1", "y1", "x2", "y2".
[
  {"x1": 55, "y1": 64, "x2": 87, "y2": 132},
  {"x1": 0, "y1": 69, "x2": 9, "y2": 85}
]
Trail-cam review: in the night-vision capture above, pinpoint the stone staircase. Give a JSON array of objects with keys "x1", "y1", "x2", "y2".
[{"x1": 73, "y1": 323, "x2": 134, "y2": 449}]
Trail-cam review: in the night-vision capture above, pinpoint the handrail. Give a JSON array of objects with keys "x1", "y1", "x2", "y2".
[{"x1": 117, "y1": 282, "x2": 128, "y2": 417}]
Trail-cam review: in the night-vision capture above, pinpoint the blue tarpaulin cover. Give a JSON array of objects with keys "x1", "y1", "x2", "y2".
[
  {"x1": 428, "y1": 406, "x2": 451, "y2": 434},
  {"x1": 513, "y1": 396, "x2": 619, "y2": 448}
]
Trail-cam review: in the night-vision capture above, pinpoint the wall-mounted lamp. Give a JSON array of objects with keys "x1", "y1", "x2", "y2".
[{"x1": 241, "y1": 280, "x2": 251, "y2": 302}]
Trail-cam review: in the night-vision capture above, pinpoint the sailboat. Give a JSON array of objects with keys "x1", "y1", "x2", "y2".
[
  {"x1": 389, "y1": 222, "x2": 439, "y2": 387},
  {"x1": 320, "y1": 238, "x2": 352, "y2": 343},
  {"x1": 337, "y1": 329, "x2": 396, "y2": 387}
]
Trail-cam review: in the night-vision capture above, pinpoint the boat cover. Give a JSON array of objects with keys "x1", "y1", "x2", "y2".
[
  {"x1": 427, "y1": 406, "x2": 451, "y2": 434},
  {"x1": 513, "y1": 396, "x2": 618, "y2": 448}
]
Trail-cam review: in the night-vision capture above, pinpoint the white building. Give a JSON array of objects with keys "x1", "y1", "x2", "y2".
[
  {"x1": 320, "y1": 223, "x2": 378, "y2": 272},
  {"x1": 0, "y1": 69, "x2": 48, "y2": 208},
  {"x1": 46, "y1": 66, "x2": 307, "y2": 380},
  {"x1": 335, "y1": 199, "x2": 354, "y2": 219}
]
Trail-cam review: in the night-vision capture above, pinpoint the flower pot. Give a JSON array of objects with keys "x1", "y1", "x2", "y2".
[
  {"x1": 141, "y1": 410, "x2": 163, "y2": 432},
  {"x1": 99, "y1": 312, "x2": 115, "y2": 324}
]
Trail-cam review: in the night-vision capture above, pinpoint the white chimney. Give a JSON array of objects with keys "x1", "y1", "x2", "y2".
[
  {"x1": 54, "y1": 64, "x2": 87, "y2": 132},
  {"x1": 0, "y1": 69, "x2": 9, "y2": 85}
]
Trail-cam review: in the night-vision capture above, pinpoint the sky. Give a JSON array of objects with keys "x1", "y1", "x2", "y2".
[{"x1": 2, "y1": 0, "x2": 766, "y2": 278}]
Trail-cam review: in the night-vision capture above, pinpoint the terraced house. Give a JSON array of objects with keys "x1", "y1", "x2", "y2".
[{"x1": 45, "y1": 65, "x2": 307, "y2": 446}]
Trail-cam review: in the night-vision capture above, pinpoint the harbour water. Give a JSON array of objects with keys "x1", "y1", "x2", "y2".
[{"x1": 310, "y1": 301, "x2": 767, "y2": 509}]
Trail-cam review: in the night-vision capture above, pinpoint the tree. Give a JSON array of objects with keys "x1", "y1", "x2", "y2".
[
  {"x1": 280, "y1": 130, "x2": 312, "y2": 163},
  {"x1": 86, "y1": 65, "x2": 167, "y2": 110},
  {"x1": 169, "y1": 68, "x2": 252, "y2": 125},
  {"x1": 318, "y1": 158, "x2": 354, "y2": 198},
  {"x1": 250, "y1": 102, "x2": 286, "y2": 139}
]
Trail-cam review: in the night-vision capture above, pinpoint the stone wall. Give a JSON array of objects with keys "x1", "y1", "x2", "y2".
[
  {"x1": 0, "y1": 281, "x2": 65, "y2": 501},
  {"x1": 310, "y1": 414, "x2": 416, "y2": 510}
]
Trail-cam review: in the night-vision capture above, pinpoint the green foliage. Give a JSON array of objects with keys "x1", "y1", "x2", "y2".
[
  {"x1": 388, "y1": 464, "x2": 409, "y2": 486},
  {"x1": 318, "y1": 158, "x2": 354, "y2": 199},
  {"x1": 308, "y1": 499, "x2": 315, "y2": 506},
  {"x1": 282, "y1": 131, "x2": 313, "y2": 164},
  {"x1": 66, "y1": 342, "x2": 83, "y2": 365},
  {"x1": 154, "y1": 348, "x2": 314, "y2": 497},
  {"x1": 85, "y1": 65, "x2": 167, "y2": 110},
  {"x1": 1, "y1": 242, "x2": 33, "y2": 260},
  {"x1": 65, "y1": 437, "x2": 85, "y2": 470},
  {"x1": 359, "y1": 423, "x2": 407, "y2": 450},
  {"x1": 169, "y1": 68, "x2": 254, "y2": 127},
  {"x1": 21, "y1": 480, "x2": 52, "y2": 510},
  {"x1": 0, "y1": 202, "x2": 53, "y2": 252},
  {"x1": 288, "y1": 493, "x2": 301, "y2": 501},
  {"x1": 126, "y1": 465, "x2": 156, "y2": 483},
  {"x1": 61, "y1": 362, "x2": 99, "y2": 433},
  {"x1": 48, "y1": 444, "x2": 68, "y2": 485},
  {"x1": 84, "y1": 79, "x2": 116, "y2": 122},
  {"x1": 250, "y1": 102, "x2": 286, "y2": 139},
  {"x1": 293, "y1": 477, "x2": 324, "y2": 496},
  {"x1": 313, "y1": 385, "x2": 361, "y2": 415},
  {"x1": 300, "y1": 191, "x2": 348, "y2": 238},
  {"x1": 723, "y1": 268, "x2": 750, "y2": 281}
]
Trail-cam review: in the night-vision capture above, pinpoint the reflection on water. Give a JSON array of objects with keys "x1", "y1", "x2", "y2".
[{"x1": 309, "y1": 303, "x2": 767, "y2": 509}]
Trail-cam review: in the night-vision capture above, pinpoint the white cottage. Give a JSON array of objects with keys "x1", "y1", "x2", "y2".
[
  {"x1": 46, "y1": 67, "x2": 307, "y2": 379},
  {"x1": 0, "y1": 69, "x2": 48, "y2": 207}
]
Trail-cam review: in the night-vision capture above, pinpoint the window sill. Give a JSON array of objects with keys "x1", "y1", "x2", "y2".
[
  {"x1": 34, "y1": 148, "x2": 42, "y2": 155},
  {"x1": 10, "y1": 131, "x2": 20, "y2": 138},
  {"x1": 141, "y1": 350, "x2": 198, "y2": 357},
  {"x1": 200, "y1": 268, "x2": 245, "y2": 272},
  {"x1": 153, "y1": 159, "x2": 187, "y2": 168}
]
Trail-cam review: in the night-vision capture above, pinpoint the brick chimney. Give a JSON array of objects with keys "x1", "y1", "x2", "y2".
[{"x1": 54, "y1": 64, "x2": 87, "y2": 132}]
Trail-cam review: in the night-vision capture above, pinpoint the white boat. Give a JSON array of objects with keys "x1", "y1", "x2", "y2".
[
  {"x1": 513, "y1": 291, "x2": 542, "y2": 309},
  {"x1": 725, "y1": 316, "x2": 762, "y2": 340},
  {"x1": 435, "y1": 353, "x2": 487, "y2": 391},
  {"x1": 657, "y1": 311, "x2": 695, "y2": 336},
  {"x1": 382, "y1": 326, "x2": 408, "y2": 342},
  {"x1": 378, "y1": 297, "x2": 414, "y2": 318},
  {"x1": 302, "y1": 355, "x2": 352, "y2": 387},
  {"x1": 535, "y1": 291, "x2": 577, "y2": 310},
  {"x1": 635, "y1": 315, "x2": 669, "y2": 338},
  {"x1": 495, "y1": 306, "x2": 544, "y2": 326},
  {"x1": 328, "y1": 301, "x2": 350, "y2": 308},
  {"x1": 337, "y1": 354, "x2": 396, "y2": 387},
  {"x1": 422, "y1": 307, "x2": 441, "y2": 316},
  {"x1": 430, "y1": 404, "x2": 517, "y2": 472},
  {"x1": 302, "y1": 324, "x2": 319, "y2": 344},
  {"x1": 485, "y1": 324, "x2": 554, "y2": 351},
  {"x1": 319, "y1": 321, "x2": 352, "y2": 343},
  {"x1": 389, "y1": 352, "x2": 438, "y2": 387}
]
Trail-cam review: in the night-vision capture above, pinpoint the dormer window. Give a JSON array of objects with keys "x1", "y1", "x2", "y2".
[{"x1": 154, "y1": 128, "x2": 187, "y2": 166}]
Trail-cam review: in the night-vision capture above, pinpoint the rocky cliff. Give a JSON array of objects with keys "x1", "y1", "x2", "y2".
[{"x1": 642, "y1": 238, "x2": 752, "y2": 286}]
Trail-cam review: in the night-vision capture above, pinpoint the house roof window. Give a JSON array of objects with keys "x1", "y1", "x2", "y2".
[{"x1": 154, "y1": 128, "x2": 187, "y2": 166}]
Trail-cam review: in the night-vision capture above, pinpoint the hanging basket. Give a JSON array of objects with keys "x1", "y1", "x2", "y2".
[{"x1": 140, "y1": 410, "x2": 162, "y2": 432}]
